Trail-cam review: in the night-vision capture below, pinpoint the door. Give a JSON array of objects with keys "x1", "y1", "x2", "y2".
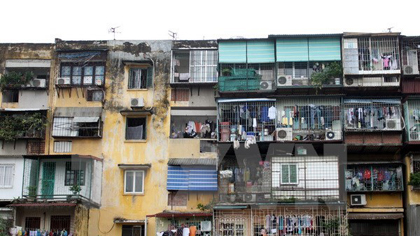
[
  {"x1": 41, "y1": 162, "x2": 56, "y2": 198},
  {"x1": 350, "y1": 220, "x2": 399, "y2": 236}
]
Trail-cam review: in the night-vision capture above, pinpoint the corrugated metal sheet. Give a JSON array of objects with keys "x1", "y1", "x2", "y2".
[
  {"x1": 219, "y1": 41, "x2": 247, "y2": 63},
  {"x1": 308, "y1": 38, "x2": 341, "y2": 61},
  {"x1": 168, "y1": 158, "x2": 216, "y2": 166},
  {"x1": 167, "y1": 166, "x2": 217, "y2": 191},
  {"x1": 148, "y1": 211, "x2": 213, "y2": 218},
  {"x1": 343, "y1": 98, "x2": 401, "y2": 104},
  {"x1": 5, "y1": 59, "x2": 51, "y2": 68},
  {"x1": 348, "y1": 213, "x2": 403, "y2": 220},
  {"x1": 54, "y1": 107, "x2": 102, "y2": 117},
  {"x1": 276, "y1": 38, "x2": 309, "y2": 62},
  {"x1": 247, "y1": 40, "x2": 275, "y2": 63}
]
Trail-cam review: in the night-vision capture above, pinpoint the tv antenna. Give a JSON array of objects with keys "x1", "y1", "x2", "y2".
[
  {"x1": 387, "y1": 27, "x2": 394, "y2": 33},
  {"x1": 109, "y1": 26, "x2": 121, "y2": 40},
  {"x1": 168, "y1": 30, "x2": 178, "y2": 40}
]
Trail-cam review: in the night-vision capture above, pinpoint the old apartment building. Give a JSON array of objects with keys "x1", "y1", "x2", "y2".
[{"x1": 0, "y1": 32, "x2": 420, "y2": 236}]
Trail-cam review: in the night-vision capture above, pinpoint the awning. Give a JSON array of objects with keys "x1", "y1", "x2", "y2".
[
  {"x1": 73, "y1": 117, "x2": 100, "y2": 122},
  {"x1": 8, "y1": 203, "x2": 77, "y2": 207},
  {"x1": 120, "y1": 109, "x2": 153, "y2": 116},
  {"x1": 23, "y1": 154, "x2": 103, "y2": 162},
  {"x1": 114, "y1": 219, "x2": 145, "y2": 224},
  {"x1": 54, "y1": 107, "x2": 102, "y2": 117},
  {"x1": 5, "y1": 59, "x2": 51, "y2": 68},
  {"x1": 118, "y1": 164, "x2": 151, "y2": 170},
  {"x1": 170, "y1": 109, "x2": 217, "y2": 116},
  {"x1": 1, "y1": 108, "x2": 49, "y2": 112},
  {"x1": 217, "y1": 98, "x2": 276, "y2": 103},
  {"x1": 147, "y1": 212, "x2": 212, "y2": 218},
  {"x1": 213, "y1": 205, "x2": 248, "y2": 210},
  {"x1": 168, "y1": 158, "x2": 216, "y2": 166},
  {"x1": 348, "y1": 213, "x2": 404, "y2": 220},
  {"x1": 167, "y1": 166, "x2": 217, "y2": 191}
]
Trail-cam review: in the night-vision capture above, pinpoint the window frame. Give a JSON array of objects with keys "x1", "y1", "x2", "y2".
[
  {"x1": 60, "y1": 63, "x2": 105, "y2": 87},
  {"x1": 1, "y1": 90, "x2": 19, "y2": 103},
  {"x1": 127, "y1": 65, "x2": 153, "y2": 90},
  {"x1": 64, "y1": 161, "x2": 86, "y2": 186},
  {"x1": 125, "y1": 117, "x2": 147, "y2": 141},
  {"x1": 52, "y1": 117, "x2": 102, "y2": 138},
  {"x1": 86, "y1": 89, "x2": 104, "y2": 102},
  {"x1": 124, "y1": 170, "x2": 145, "y2": 194},
  {"x1": 0, "y1": 164, "x2": 14, "y2": 188},
  {"x1": 281, "y1": 164, "x2": 298, "y2": 185}
]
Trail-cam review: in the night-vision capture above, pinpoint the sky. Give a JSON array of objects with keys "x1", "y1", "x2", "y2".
[{"x1": 1, "y1": 0, "x2": 419, "y2": 43}]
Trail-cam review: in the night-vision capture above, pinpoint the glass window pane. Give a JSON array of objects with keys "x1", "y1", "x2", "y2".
[
  {"x1": 0, "y1": 166, "x2": 5, "y2": 186},
  {"x1": 72, "y1": 76, "x2": 81, "y2": 85},
  {"x1": 282, "y1": 165, "x2": 289, "y2": 183},
  {"x1": 84, "y1": 66, "x2": 93, "y2": 76},
  {"x1": 95, "y1": 76, "x2": 104, "y2": 86},
  {"x1": 73, "y1": 67, "x2": 82, "y2": 76},
  {"x1": 290, "y1": 165, "x2": 297, "y2": 183},
  {"x1": 95, "y1": 66, "x2": 105, "y2": 75},
  {"x1": 134, "y1": 171, "x2": 143, "y2": 193},
  {"x1": 62, "y1": 66, "x2": 71, "y2": 76},
  {"x1": 125, "y1": 171, "x2": 134, "y2": 192}
]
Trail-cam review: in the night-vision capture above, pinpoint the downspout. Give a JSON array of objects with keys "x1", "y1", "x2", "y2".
[{"x1": 145, "y1": 216, "x2": 148, "y2": 236}]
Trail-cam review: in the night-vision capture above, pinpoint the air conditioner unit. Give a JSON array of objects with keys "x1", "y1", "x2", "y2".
[
  {"x1": 276, "y1": 128, "x2": 293, "y2": 141},
  {"x1": 256, "y1": 193, "x2": 271, "y2": 203},
  {"x1": 95, "y1": 78, "x2": 103, "y2": 86},
  {"x1": 243, "y1": 193, "x2": 256, "y2": 203},
  {"x1": 260, "y1": 81, "x2": 273, "y2": 90},
  {"x1": 56, "y1": 77, "x2": 70, "y2": 85},
  {"x1": 363, "y1": 77, "x2": 382, "y2": 87},
  {"x1": 410, "y1": 131, "x2": 420, "y2": 141},
  {"x1": 201, "y1": 221, "x2": 212, "y2": 232},
  {"x1": 350, "y1": 194, "x2": 367, "y2": 206},
  {"x1": 403, "y1": 65, "x2": 419, "y2": 75},
  {"x1": 385, "y1": 118, "x2": 401, "y2": 130},
  {"x1": 383, "y1": 76, "x2": 400, "y2": 86},
  {"x1": 30, "y1": 78, "x2": 46, "y2": 88},
  {"x1": 403, "y1": 50, "x2": 419, "y2": 75},
  {"x1": 130, "y1": 98, "x2": 144, "y2": 108},
  {"x1": 325, "y1": 130, "x2": 342, "y2": 141},
  {"x1": 344, "y1": 77, "x2": 362, "y2": 87},
  {"x1": 277, "y1": 75, "x2": 292, "y2": 86}
]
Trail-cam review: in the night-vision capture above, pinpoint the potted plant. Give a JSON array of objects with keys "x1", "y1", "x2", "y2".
[
  {"x1": 0, "y1": 71, "x2": 34, "y2": 90},
  {"x1": 408, "y1": 172, "x2": 420, "y2": 190},
  {"x1": 69, "y1": 185, "x2": 81, "y2": 199},
  {"x1": 311, "y1": 62, "x2": 343, "y2": 91},
  {"x1": 222, "y1": 68, "x2": 232, "y2": 76},
  {"x1": 27, "y1": 186, "x2": 37, "y2": 200}
]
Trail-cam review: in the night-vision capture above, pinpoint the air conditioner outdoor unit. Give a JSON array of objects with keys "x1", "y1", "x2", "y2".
[
  {"x1": 344, "y1": 77, "x2": 362, "y2": 87},
  {"x1": 385, "y1": 119, "x2": 401, "y2": 130},
  {"x1": 201, "y1": 221, "x2": 212, "y2": 232},
  {"x1": 30, "y1": 78, "x2": 46, "y2": 88},
  {"x1": 410, "y1": 131, "x2": 420, "y2": 141},
  {"x1": 276, "y1": 128, "x2": 293, "y2": 141},
  {"x1": 256, "y1": 193, "x2": 271, "y2": 203},
  {"x1": 260, "y1": 81, "x2": 273, "y2": 90},
  {"x1": 350, "y1": 194, "x2": 367, "y2": 206},
  {"x1": 403, "y1": 50, "x2": 419, "y2": 75},
  {"x1": 363, "y1": 77, "x2": 382, "y2": 87},
  {"x1": 325, "y1": 130, "x2": 342, "y2": 141},
  {"x1": 277, "y1": 75, "x2": 292, "y2": 86},
  {"x1": 56, "y1": 77, "x2": 70, "y2": 85},
  {"x1": 243, "y1": 193, "x2": 257, "y2": 203},
  {"x1": 131, "y1": 98, "x2": 144, "y2": 108}
]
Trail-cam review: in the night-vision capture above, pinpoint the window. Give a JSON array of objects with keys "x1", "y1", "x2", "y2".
[
  {"x1": 0, "y1": 164, "x2": 14, "y2": 188},
  {"x1": 54, "y1": 141, "x2": 72, "y2": 153},
  {"x1": 126, "y1": 117, "x2": 146, "y2": 140},
  {"x1": 172, "y1": 50, "x2": 218, "y2": 83},
  {"x1": 122, "y1": 225, "x2": 143, "y2": 236},
  {"x1": 2, "y1": 90, "x2": 19, "y2": 103},
  {"x1": 60, "y1": 64, "x2": 105, "y2": 86},
  {"x1": 413, "y1": 160, "x2": 420, "y2": 174},
  {"x1": 128, "y1": 67, "x2": 153, "y2": 89},
  {"x1": 52, "y1": 117, "x2": 102, "y2": 138},
  {"x1": 124, "y1": 170, "x2": 144, "y2": 194},
  {"x1": 281, "y1": 164, "x2": 298, "y2": 184},
  {"x1": 171, "y1": 88, "x2": 189, "y2": 102},
  {"x1": 87, "y1": 90, "x2": 104, "y2": 101},
  {"x1": 50, "y1": 215, "x2": 71, "y2": 233},
  {"x1": 168, "y1": 191, "x2": 188, "y2": 206},
  {"x1": 25, "y1": 217, "x2": 41, "y2": 231},
  {"x1": 65, "y1": 162, "x2": 86, "y2": 186}
]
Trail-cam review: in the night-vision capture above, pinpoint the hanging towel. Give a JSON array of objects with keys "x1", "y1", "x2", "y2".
[
  {"x1": 253, "y1": 118, "x2": 257, "y2": 128},
  {"x1": 268, "y1": 106, "x2": 277, "y2": 120}
]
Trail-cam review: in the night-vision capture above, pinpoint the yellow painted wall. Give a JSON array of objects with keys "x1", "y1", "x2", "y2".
[
  {"x1": 404, "y1": 156, "x2": 420, "y2": 204},
  {"x1": 347, "y1": 192, "x2": 403, "y2": 209}
]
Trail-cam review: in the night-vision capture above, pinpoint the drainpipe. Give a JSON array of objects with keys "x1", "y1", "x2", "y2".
[{"x1": 145, "y1": 216, "x2": 148, "y2": 236}]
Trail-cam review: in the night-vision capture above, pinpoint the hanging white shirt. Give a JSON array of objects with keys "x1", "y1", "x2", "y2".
[{"x1": 268, "y1": 106, "x2": 277, "y2": 120}]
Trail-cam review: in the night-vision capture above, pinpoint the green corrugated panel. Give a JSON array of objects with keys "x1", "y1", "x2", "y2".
[
  {"x1": 41, "y1": 162, "x2": 56, "y2": 198},
  {"x1": 309, "y1": 37, "x2": 341, "y2": 61},
  {"x1": 247, "y1": 40, "x2": 275, "y2": 63},
  {"x1": 219, "y1": 41, "x2": 247, "y2": 63},
  {"x1": 276, "y1": 38, "x2": 309, "y2": 62}
]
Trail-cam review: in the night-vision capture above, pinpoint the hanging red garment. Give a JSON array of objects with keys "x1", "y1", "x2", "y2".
[{"x1": 363, "y1": 169, "x2": 371, "y2": 180}]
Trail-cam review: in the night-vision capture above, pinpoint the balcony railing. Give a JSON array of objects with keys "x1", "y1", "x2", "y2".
[
  {"x1": 52, "y1": 117, "x2": 102, "y2": 138},
  {"x1": 346, "y1": 164, "x2": 403, "y2": 192},
  {"x1": 171, "y1": 50, "x2": 218, "y2": 84},
  {"x1": 22, "y1": 157, "x2": 102, "y2": 204},
  {"x1": 218, "y1": 64, "x2": 275, "y2": 92}
]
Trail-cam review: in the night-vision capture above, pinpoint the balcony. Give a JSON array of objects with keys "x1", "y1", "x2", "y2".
[
  {"x1": 171, "y1": 50, "x2": 218, "y2": 85},
  {"x1": 346, "y1": 163, "x2": 403, "y2": 192},
  {"x1": 0, "y1": 111, "x2": 46, "y2": 141},
  {"x1": 1, "y1": 66, "x2": 50, "y2": 91},
  {"x1": 404, "y1": 99, "x2": 420, "y2": 143},
  {"x1": 401, "y1": 37, "x2": 420, "y2": 76},
  {"x1": 22, "y1": 155, "x2": 102, "y2": 205},
  {"x1": 218, "y1": 64, "x2": 275, "y2": 92}
]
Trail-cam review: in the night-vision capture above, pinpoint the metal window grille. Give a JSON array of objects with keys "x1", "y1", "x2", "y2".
[
  {"x1": 129, "y1": 68, "x2": 147, "y2": 89},
  {"x1": 52, "y1": 117, "x2": 101, "y2": 137},
  {"x1": 219, "y1": 63, "x2": 274, "y2": 92},
  {"x1": 155, "y1": 218, "x2": 212, "y2": 233},
  {"x1": 414, "y1": 160, "x2": 420, "y2": 174},
  {"x1": 401, "y1": 39, "x2": 420, "y2": 73},
  {"x1": 53, "y1": 141, "x2": 72, "y2": 153},
  {"x1": 345, "y1": 164, "x2": 403, "y2": 192},
  {"x1": 278, "y1": 61, "x2": 338, "y2": 86},
  {"x1": 60, "y1": 64, "x2": 105, "y2": 86},
  {"x1": 343, "y1": 100, "x2": 402, "y2": 131},
  {"x1": 25, "y1": 217, "x2": 41, "y2": 231},
  {"x1": 272, "y1": 156, "x2": 340, "y2": 201},
  {"x1": 65, "y1": 161, "x2": 86, "y2": 186},
  {"x1": 122, "y1": 225, "x2": 143, "y2": 236},
  {"x1": 170, "y1": 116, "x2": 216, "y2": 139},
  {"x1": 276, "y1": 98, "x2": 341, "y2": 141},
  {"x1": 218, "y1": 101, "x2": 276, "y2": 142},
  {"x1": 87, "y1": 89, "x2": 104, "y2": 101},
  {"x1": 172, "y1": 50, "x2": 218, "y2": 83},
  {"x1": 27, "y1": 141, "x2": 45, "y2": 155},
  {"x1": 405, "y1": 100, "x2": 420, "y2": 141},
  {"x1": 357, "y1": 37, "x2": 400, "y2": 71},
  {"x1": 214, "y1": 207, "x2": 348, "y2": 236},
  {"x1": 50, "y1": 215, "x2": 71, "y2": 233},
  {"x1": 126, "y1": 117, "x2": 146, "y2": 140}
]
